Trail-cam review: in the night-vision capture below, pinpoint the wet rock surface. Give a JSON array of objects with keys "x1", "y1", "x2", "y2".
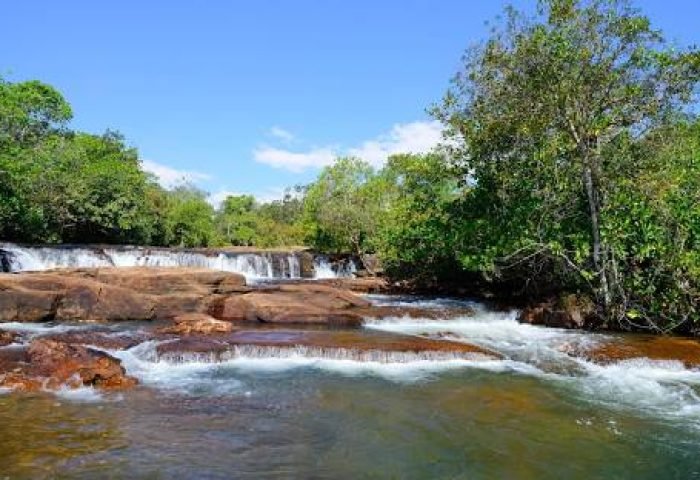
[
  {"x1": 0, "y1": 339, "x2": 137, "y2": 392},
  {"x1": 155, "y1": 328, "x2": 501, "y2": 361},
  {"x1": 568, "y1": 334, "x2": 700, "y2": 368}
]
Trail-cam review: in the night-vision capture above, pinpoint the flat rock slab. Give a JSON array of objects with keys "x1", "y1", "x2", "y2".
[
  {"x1": 0, "y1": 268, "x2": 375, "y2": 327},
  {"x1": 572, "y1": 334, "x2": 700, "y2": 368},
  {"x1": 156, "y1": 328, "x2": 501, "y2": 362}
]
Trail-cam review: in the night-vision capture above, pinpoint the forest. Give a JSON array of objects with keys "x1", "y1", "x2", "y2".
[{"x1": 1, "y1": 0, "x2": 699, "y2": 333}]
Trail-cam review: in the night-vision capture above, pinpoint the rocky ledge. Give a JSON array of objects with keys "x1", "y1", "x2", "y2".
[{"x1": 0, "y1": 267, "x2": 371, "y2": 326}]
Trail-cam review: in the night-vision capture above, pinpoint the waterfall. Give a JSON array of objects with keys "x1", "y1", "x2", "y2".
[
  {"x1": 313, "y1": 255, "x2": 357, "y2": 279},
  {"x1": 0, "y1": 243, "x2": 305, "y2": 280}
]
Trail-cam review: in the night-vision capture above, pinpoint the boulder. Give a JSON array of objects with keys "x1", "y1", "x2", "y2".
[
  {"x1": 0, "y1": 268, "x2": 247, "y2": 323},
  {"x1": 518, "y1": 294, "x2": 597, "y2": 329},
  {"x1": 0, "y1": 339, "x2": 137, "y2": 392},
  {"x1": 1, "y1": 267, "x2": 374, "y2": 327}
]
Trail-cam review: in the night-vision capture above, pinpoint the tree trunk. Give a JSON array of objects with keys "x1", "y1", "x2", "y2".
[{"x1": 582, "y1": 161, "x2": 610, "y2": 312}]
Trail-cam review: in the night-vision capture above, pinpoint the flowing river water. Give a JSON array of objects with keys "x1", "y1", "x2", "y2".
[
  {"x1": 0, "y1": 244, "x2": 699, "y2": 478},
  {"x1": 1, "y1": 295, "x2": 700, "y2": 478}
]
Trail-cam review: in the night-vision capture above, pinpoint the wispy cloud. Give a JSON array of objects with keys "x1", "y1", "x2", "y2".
[
  {"x1": 269, "y1": 126, "x2": 295, "y2": 142},
  {"x1": 141, "y1": 160, "x2": 211, "y2": 188},
  {"x1": 253, "y1": 120, "x2": 443, "y2": 172},
  {"x1": 253, "y1": 146, "x2": 336, "y2": 172}
]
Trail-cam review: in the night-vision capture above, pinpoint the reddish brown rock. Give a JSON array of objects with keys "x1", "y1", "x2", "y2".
[
  {"x1": 160, "y1": 313, "x2": 234, "y2": 335},
  {"x1": 570, "y1": 335, "x2": 700, "y2": 368},
  {"x1": 0, "y1": 268, "x2": 375, "y2": 327},
  {"x1": 41, "y1": 330, "x2": 148, "y2": 350},
  {"x1": 0, "y1": 339, "x2": 137, "y2": 392},
  {"x1": 156, "y1": 328, "x2": 500, "y2": 361},
  {"x1": 0, "y1": 268, "x2": 247, "y2": 323},
  {"x1": 208, "y1": 283, "x2": 370, "y2": 326}
]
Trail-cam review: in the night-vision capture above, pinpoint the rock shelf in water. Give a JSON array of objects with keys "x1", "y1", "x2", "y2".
[{"x1": 0, "y1": 267, "x2": 370, "y2": 326}]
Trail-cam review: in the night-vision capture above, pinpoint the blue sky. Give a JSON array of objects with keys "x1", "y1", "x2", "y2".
[{"x1": 3, "y1": 0, "x2": 699, "y2": 205}]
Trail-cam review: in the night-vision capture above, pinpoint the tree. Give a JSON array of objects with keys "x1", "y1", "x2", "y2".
[
  {"x1": 163, "y1": 186, "x2": 216, "y2": 247},
  {"x1": 302, "y1": 157, "x2": 380, "y2": 256},
  {"x1": 433, "y1": 0, "x2": 700, "y2": 325},
  {"x1": 374, "y1": 153, "x2": 461, "y2": 283}
]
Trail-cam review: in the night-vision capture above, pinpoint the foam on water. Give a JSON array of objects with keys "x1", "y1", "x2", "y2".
[
  {"x1": 0, "y1": 322, "x2": 94, "y2": 335},
  {"x1": 363, "y1": 294, "x2": 478, "y2": 310},
  {"x1": 364, "y1": 306, "x2": 700, "y2": 427},
  {"x1": 111, "y1": 340, "x2": 536, "y2": 389},
  {"x1": 53, "y1": 385, "x2": 105, "y2": 403}
]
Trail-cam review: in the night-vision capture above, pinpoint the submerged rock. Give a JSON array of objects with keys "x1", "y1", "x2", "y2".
[{"x1": 0, "y1": 339, "x2": 137, "y2": 392}]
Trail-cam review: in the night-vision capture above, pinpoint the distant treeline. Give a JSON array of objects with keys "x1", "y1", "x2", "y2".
[{"x1": 2, "y1": 0, "x2": 700, "y2": 333}]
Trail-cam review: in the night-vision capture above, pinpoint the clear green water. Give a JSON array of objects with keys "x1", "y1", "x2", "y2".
[{"x1": 1, "y1": 367, "x2": 699, "y2": 479}]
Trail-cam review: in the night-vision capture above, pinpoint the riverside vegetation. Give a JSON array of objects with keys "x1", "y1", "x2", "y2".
[{"x1": 2, "y1": 0, "x2": 700, "y2": 334}]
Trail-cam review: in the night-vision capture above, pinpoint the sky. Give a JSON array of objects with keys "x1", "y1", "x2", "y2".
[{"x1": 2, "y1": 0, "x2": 700, "y2": 205}]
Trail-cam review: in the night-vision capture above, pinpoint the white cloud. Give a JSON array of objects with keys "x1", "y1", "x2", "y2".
[
  {"x1": 253, "y1": 120, "x2": 443, "y2": 172},
  {"x1": 269, "y1": 126, "x2": 295, "y2": 142},
  {"x1": 141, "y1": 160, "x2": 211, "y2": 188},
  {"x1": 348, "y1": 120, "x2": 443, "y2": 167},
  {"x1": 253, "y1": 146, "x2": 336, "y2": 173}
]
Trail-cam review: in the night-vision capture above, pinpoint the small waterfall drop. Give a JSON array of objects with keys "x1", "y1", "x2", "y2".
[
  {"x1": 0, "y1": 243, "x2": 305, "y2": 280},
  {"x1": 313, "y1": 255, "x2": 357, "y2": 279}
]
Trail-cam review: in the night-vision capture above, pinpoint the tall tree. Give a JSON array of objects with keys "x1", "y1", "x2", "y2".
[{"x1": 434, "y1": 0, "x2": 700, "y2": 319}]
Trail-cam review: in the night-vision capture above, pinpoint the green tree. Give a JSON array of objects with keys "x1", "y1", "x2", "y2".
[
  {"x1": 374, "y1": 153, "x2": 460, "y2": 282},
  {"x1": 302, "y1": 157, "x2": 380, "y2": 256},
  {"x1": 433, "y1": 0, "x2": 700, "y2": 326},
  {"x1": 163, "y1": 186, "x2": 216, "y2": 247}
]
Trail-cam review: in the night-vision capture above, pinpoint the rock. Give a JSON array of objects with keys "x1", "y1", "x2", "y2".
[
  {"x1": 208, "y1": 283, "x2": 369, "y2": 326},
  {"x1": 0, "y1": 339, "x2": 137, "y2": 392},
  {"x1": 0, "y1": 268, "x2": 247, "y2": 323},
  {"x1": 0, "y1": 329, "x2": 20, "y2": 347},
  {"x1": 1, "y1": 267, "x2": 376, "y2": 327},
  {"x1": 155, "y1": 328, "x2": 501, "y2": 362},
  {"x1": 518, "y1": 294, "x2": 597, "y2": 329},
  {"x1": 569, "y1": 334, "x2": 700, "y2": 368},
  {"x1": 160, "y1": 313, "x2": 234, "y2": 335},
  {"x1": 41, "y1": 330, "x2": 148, "y2": 350}
]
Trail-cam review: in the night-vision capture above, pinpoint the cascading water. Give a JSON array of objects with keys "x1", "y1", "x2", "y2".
[
  {"x1": 313, "y1": 254, "x2": 357, "y2": 279},
  {"x1": 0, "y1": 243, "x2": 306, "y2": 280}
]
